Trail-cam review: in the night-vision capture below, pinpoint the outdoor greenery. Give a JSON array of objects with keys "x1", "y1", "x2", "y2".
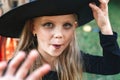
[{"x1": 76, "y1": 1, "x2": 120, "y2": 80}]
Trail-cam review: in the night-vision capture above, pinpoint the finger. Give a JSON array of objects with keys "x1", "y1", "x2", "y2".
[
  {"x1": 15, "y1": 50, "x2": 39, "y2": 79},
  {"x1": 5, "y1": 51, "x2": 26, "y2": 75},
  {"x1": 26, "y1": 64, "x2": 51, "y2": 80},
  {"x1": 89, "y1": 3, "x2": 101, "y2": 13},
  {"x1": 0, "y1": 61, "x2": 7, "y2": 76},
  {"x1": 99, "y1": 0, "x2": 108, "y2": 12},
  {"x1": 99, "y1": 0, "x2": 109, "y2": 4}
]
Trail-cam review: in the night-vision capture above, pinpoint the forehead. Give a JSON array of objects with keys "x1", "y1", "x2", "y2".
[{"x1": 34, "y1": 14, "x2": 77, "y2": 22}]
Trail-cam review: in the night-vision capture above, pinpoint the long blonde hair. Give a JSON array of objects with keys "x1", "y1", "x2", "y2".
[{"x1": 15, "y1": 15, "x2": 83, "y2": 80}]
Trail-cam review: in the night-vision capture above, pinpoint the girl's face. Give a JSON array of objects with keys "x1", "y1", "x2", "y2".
[{"x1": 33, "y1": 14, "x2": 77, "y2": 58}]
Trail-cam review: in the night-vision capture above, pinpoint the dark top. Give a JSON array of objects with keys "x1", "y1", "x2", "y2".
[
  {"x1": 42, "y1": 32, "x2": 120, "y2": 80},
  {"x1": 5, "y1": 32, "x2": 120, "y2": 80}
]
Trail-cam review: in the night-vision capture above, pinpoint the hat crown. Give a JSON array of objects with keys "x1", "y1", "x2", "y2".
[{"x1": 0, "y1": 0, "x2": 99, "y2": 38}]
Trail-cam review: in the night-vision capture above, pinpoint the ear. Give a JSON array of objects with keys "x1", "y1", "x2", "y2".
[
  {"x1": 74, "y1": 21, "x2": 78, "y2": 28},
  {"x1": 32, "y1": 28, "x2": 36, "y2": 35},
  {"x1": 31, "y1": 20, "x2": 36, "y2": 35}
]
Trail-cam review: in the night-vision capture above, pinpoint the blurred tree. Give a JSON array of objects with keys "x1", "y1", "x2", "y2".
[{"x1": 110, "y1": 0, "x2": 120, "y2": 6}]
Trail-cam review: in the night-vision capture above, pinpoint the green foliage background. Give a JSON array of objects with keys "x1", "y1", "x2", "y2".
[{"x1": 76, "y1": 1, "x2": 120, "y2": 80}]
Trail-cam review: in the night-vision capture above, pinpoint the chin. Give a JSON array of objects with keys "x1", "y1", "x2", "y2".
[{"x1": 49, "y1": 51, "x2": 62, "y2": 57}]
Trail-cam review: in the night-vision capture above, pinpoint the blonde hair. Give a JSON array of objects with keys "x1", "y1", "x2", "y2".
[
  {"x1": 56, "y1": 33, "x2": 83, "y2": 80},
  {"x1": 15, "y1": 14, "x2": 83, "y2": 80}
]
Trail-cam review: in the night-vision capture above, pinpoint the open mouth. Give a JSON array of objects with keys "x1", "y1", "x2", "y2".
[{"x1": 52, "y1": 44, "x2": 62, "y2": 49}]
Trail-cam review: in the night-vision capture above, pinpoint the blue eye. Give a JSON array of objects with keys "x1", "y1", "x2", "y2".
[
  {"x1": 63, "y1": 23, "x2": 73, "y2": 29},
  {"x1": 42, "y1": 22, "x2": 53, "y2": 28}
]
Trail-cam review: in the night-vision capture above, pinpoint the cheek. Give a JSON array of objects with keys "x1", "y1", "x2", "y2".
[
  {"x1": 37, "y1": 30, "x2": 51, "y2": 43},
  {"x1": 64, "y1": 30, "x2": 74, "y2": 43}
]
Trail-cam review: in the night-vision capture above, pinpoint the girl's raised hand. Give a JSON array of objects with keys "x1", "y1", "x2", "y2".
[
  {"x1": 0, "y1": 50, "x2": 51, "y2": 80},
  {"x1": 89, "y1": 0, "x2": 113, "y2": 35}
]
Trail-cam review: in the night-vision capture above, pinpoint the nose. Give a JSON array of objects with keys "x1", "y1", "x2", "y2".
[{"x1": 53, "y1": 27, "x2": 63, "y2": 39}]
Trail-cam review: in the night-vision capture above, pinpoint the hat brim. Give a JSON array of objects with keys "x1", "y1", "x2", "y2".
[{"x1": 0, "y1": 0, "x2": 99, "y2": 38}]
